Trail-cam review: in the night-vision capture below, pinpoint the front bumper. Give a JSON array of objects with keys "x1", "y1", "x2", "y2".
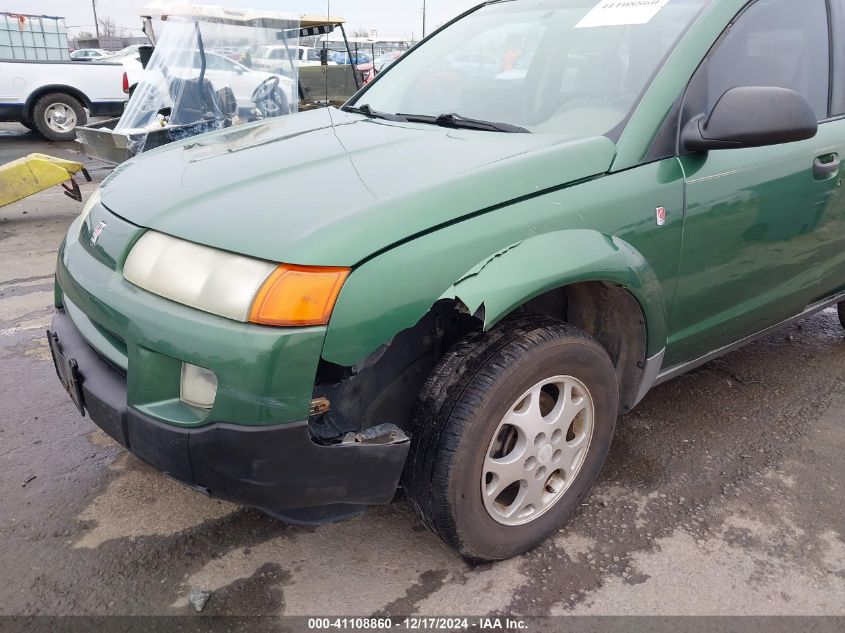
[{"x1": 50, "y1": 308, "x2": 410, "y2": 523}]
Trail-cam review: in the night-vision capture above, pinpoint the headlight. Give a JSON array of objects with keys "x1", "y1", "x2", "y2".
[
  {"x1": 80, "y1": 188, "x2": 101, "y2": 223},
  {"x1": 123, "y1": 231, "x2": 349, "y2": 326}
]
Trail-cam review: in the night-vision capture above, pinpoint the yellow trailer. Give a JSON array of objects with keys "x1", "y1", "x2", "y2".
[{"x1": 0, "y1": 153, "x2": 91, "y2": 208}]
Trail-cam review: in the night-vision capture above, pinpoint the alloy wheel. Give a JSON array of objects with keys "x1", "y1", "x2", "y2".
[{"x1": 481, "y1": 375, "x2": 595, "y2": 526}]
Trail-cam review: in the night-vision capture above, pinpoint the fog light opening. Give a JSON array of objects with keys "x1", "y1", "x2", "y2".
[{"x1": 180, "y1": 363, "x2": 218, "y2": 410}]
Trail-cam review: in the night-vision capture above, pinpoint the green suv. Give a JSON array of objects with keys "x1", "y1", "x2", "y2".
[{"x1": 50, "y1": 0, "x2": 845, "y2": 561}]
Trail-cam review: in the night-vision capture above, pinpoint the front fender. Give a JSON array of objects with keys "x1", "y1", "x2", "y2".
[
  {"x1": 323, "y1": 225, "x2": 668, "y2": 367},
  {"x1": 440, "y1": 229, "x2": 667, "y2": 349}
]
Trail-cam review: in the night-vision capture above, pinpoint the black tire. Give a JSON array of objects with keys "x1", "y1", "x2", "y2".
[
  {"x1": 405, "y1": 316, "x2": 619, "y2": 562},
  {"x1": 31, "y1": 92, "x2": 87, "y2": 141},
  {"x1": 19, "y1": 119, "x2": 35, "y2": 131},
  {"x1": 839, "y1": 302, "x2": 845, "y2": 329}
]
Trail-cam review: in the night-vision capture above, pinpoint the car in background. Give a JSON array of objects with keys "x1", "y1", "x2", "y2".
[
  {"x1": 107, "y1": 49, "x2": 144, "y2": 97},
  {"x1": 359, "y1": 52, "x2": 403, "y2": 84},
  {"x1": 109, "y1": 44, "x2": 144, "y2": 59},
  {"x1": 107, "y1": 46, "x2": 158, "y2": 96},
  {"x1": 70, "y1": 48, "x2": 110, "y2": 61},
  {"x1": 214, "y1": 47, "x2": 242, "y2": 60},
  {"x1": 230, "y1": 45, "x2": 259, "y2": 63},
  {"x1": 121, "y1": 50, "x2": 294, "y2": 117},
  {"x1": 252, "y1": 45, "x2": 331, "y2": 74},
  {"x1": 330, "y1": 50, "x2": 371, "y2": 66},
  {"x1": 184, "y1": 51, "x2": 294, "y2": 114},
  {"x1": 375, "y1": 52, "x2": 403, "y2": 72}
]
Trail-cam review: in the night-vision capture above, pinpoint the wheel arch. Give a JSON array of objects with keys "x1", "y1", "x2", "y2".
[
  {"x1": 499, "y1": 281, "x2": 649, "y2": 413},
  {"x1": 437, "y1": 230, "x2": 667, "y2": 412},
  {"x1": 317, "y1": 230, "x2": 668, "y2": 439},
  {"x1": 25, "y1": 85, "x2": 91, "y2": 116},
  {"x1": 438, "y1": 230, "x2": 667, "y2": 355}
]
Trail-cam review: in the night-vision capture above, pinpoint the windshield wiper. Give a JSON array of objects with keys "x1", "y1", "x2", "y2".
[
  {"x1": 397, "y1": 112, "x2": 530, "y2": 134},
  {"x1": 343, "y1": 104, "x2": 408, "y2": 122},
  {"x1": 344, "y1": 106, "x2": 529, "y2": 133}
]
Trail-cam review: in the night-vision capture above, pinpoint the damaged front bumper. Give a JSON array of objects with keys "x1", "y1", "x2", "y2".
[{"x1": 49, "y1": 308, "x2": 410, "y2": 524}]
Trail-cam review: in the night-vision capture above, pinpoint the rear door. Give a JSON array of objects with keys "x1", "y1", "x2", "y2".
[{"x1": 668, "y1": 0, "x2": 842, "y2": 365}]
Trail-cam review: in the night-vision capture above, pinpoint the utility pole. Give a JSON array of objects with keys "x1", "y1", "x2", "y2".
[
  {"x1": 422, "y1": 0, "x2": 427, "y2": 39},
  {"x1": 91, "y1": 0, "x2": 100, "y2": 40}
]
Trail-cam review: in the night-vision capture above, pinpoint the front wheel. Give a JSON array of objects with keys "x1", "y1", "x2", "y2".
[
  {"x1": 31, "y1": 92, "x2": 87, "y2": 141},
  {"x1": 405, "y1": 317, "x2": 619, "y2": 562},
  {"x1": 839, "y1": 301, "x2": 844, "y2": 329}
]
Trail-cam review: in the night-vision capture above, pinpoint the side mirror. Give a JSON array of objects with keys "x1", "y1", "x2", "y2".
[{"x1": 681, "y1": 86, "x2": 818, "y2": 152}]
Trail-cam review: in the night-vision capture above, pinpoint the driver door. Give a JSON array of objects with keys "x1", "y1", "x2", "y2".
[{"x1": 668, "y1": 0, "x2": 842, "y2": 364}]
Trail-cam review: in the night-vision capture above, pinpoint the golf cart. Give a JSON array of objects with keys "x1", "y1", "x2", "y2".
[{"x1": 76, "y1": 3, "x2": 362, "y2": 164}]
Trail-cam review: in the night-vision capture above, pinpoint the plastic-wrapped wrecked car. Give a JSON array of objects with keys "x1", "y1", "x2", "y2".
[
  {"x1": 76, "y1": 5, "x2": 302, "y2": 163},
  {"x1": 50, "y1": 0, "x2": 845, "y2": 561},
  {"x1": 75, "y1": 6, "x2": 365, "y2": 164}
]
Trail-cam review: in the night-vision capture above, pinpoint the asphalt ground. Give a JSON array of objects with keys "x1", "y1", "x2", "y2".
[{"x1": 0, "y1": 122, "x2": 843, "y2": 622}]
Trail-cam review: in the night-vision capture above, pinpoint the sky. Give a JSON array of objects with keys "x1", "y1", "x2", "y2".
[{"x1": 10, "y1": 0, "x2": 481, "y2": 40}]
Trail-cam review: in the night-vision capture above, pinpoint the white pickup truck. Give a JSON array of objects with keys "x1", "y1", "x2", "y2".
[{"x1": 0, "y1": 60, "x2": 128, "y2": 141}]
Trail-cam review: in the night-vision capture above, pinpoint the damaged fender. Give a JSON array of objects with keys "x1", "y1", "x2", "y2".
[
  {"x1": 322, "y1": 152, "x2": 684, "y2": 370},
  {"x1": 323, "y1": 227, "x2": 668, "y2": 368},
  {"x1": 439, "y1": 229, "x2": 667, "y2": 345}
]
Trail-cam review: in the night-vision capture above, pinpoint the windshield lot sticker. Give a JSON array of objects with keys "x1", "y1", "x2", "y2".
[{"x1": 576, "y1": 0, "x2": 672, "y2": 28}]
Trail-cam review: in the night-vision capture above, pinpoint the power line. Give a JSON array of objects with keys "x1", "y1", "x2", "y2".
[{"x1": 91, "y1": 0, "x2": 100, "y2": 38}]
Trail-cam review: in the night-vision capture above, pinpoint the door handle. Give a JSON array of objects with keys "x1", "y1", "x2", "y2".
[{"x1": 813, "y1": 153, "x2": 840, "y2": 180}]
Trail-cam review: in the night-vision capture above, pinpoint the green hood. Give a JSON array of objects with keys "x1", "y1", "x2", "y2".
[{"x1": 101, "y1": 108, "x2": 616, "y2": 266}]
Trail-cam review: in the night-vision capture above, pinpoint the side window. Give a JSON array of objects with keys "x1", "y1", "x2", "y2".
[{"x1": 687, "y1": 0, "x2": 830, "y2": 122}]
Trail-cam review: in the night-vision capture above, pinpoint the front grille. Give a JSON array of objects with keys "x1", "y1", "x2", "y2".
[
  {"x1": 95, "y1": 347, "x2": 127, "y2": 378},
  {"x1": 92, "y1": 324, "x2": 127, "y2": 377},
  {"x1": 64, "y1": 297, "x2": 128, "y2": 377}
]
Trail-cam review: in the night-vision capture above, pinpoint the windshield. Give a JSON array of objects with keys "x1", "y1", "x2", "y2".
[{"x1": 352, "y1": 0, "x2": 707, "y2": 136}]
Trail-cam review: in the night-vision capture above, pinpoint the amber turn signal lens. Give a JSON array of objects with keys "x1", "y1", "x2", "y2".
[{"x1": 249, "y1": 264, "x2": 350, "y2": 327}]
